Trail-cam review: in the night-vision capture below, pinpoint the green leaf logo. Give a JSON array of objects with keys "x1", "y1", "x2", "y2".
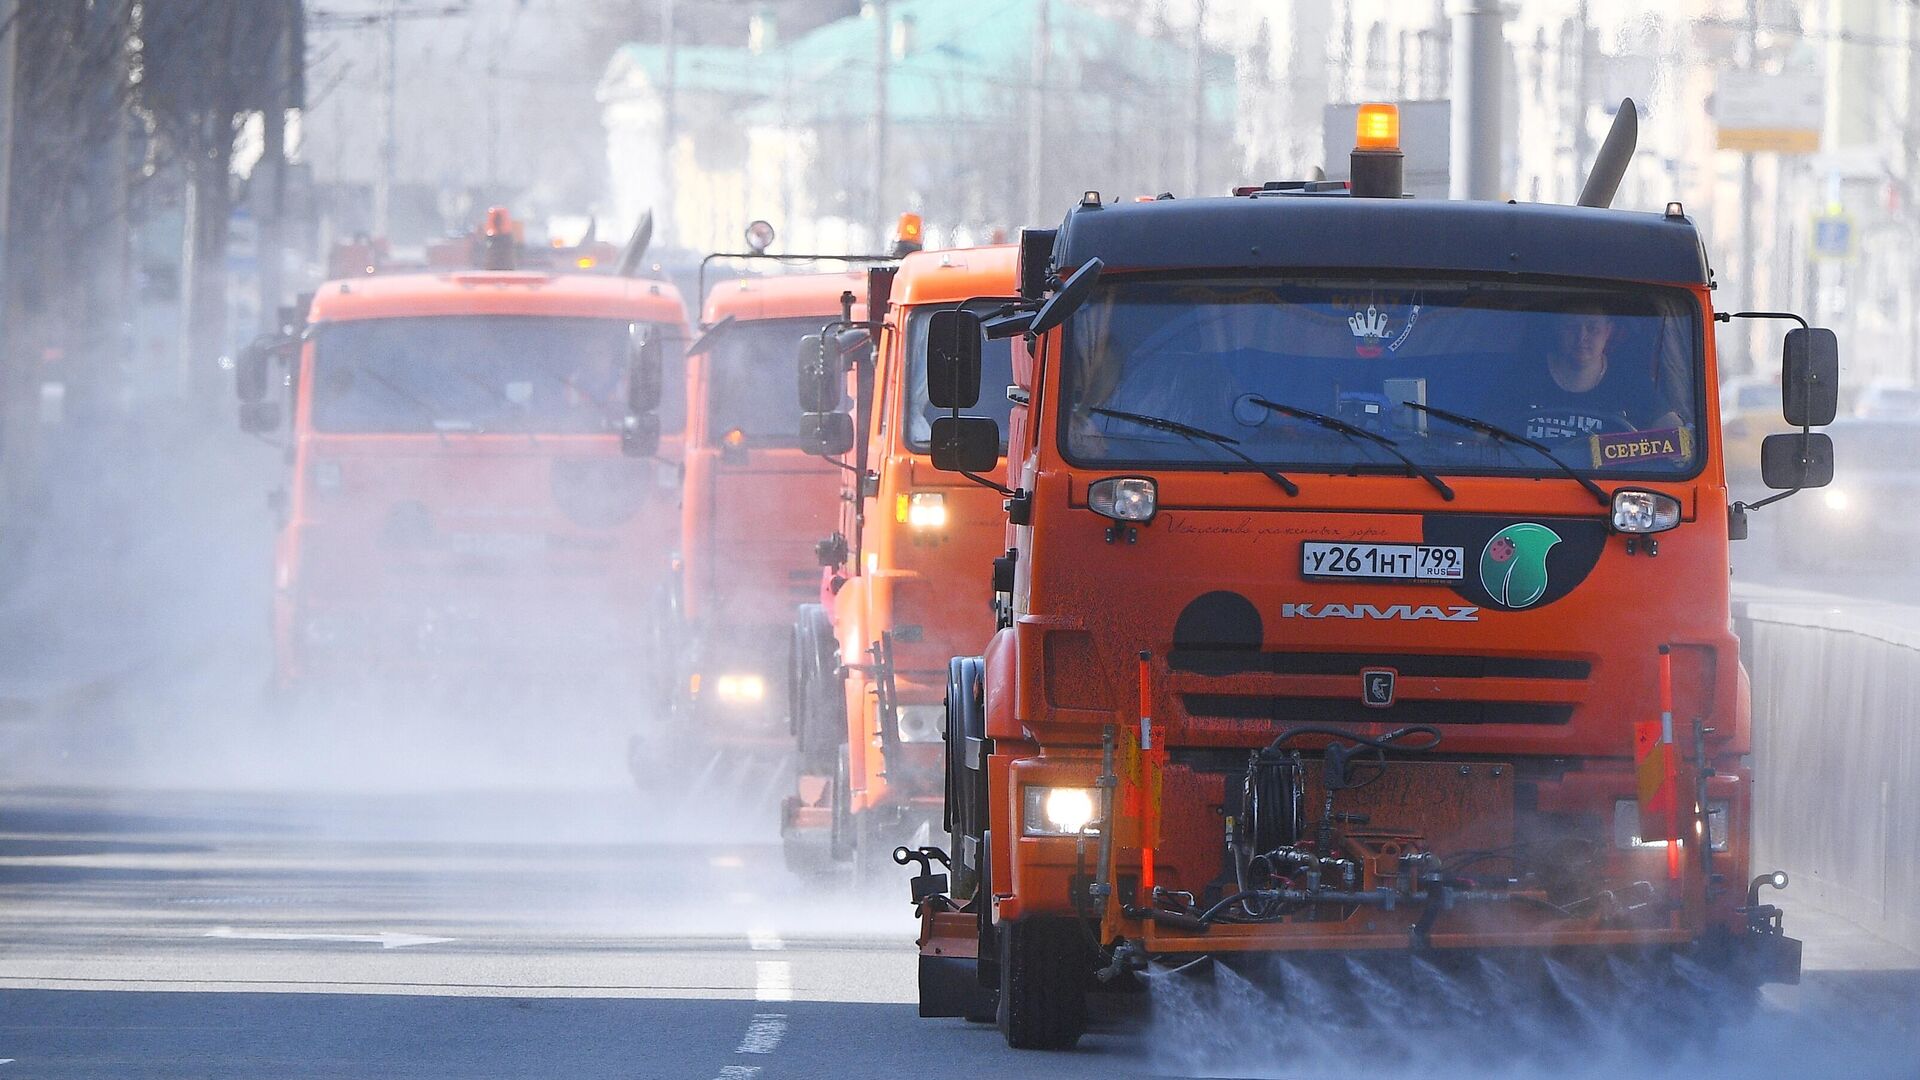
[{"x1": 1479, "y1": 523, "x2": 1562, "y2": 609}]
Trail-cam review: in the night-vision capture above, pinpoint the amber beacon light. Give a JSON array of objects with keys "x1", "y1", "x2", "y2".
[{"x1": 1350, "y1": 102, "x2": 1404, "y2": 199}]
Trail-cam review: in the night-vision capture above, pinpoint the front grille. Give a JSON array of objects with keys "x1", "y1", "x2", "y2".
[
  {"x1": 1181, "y1": 694, "x2": 1574, "y2": 726},
  {"x1": 1168, "y1": 650, "x2": 1590, "y2": 680}
]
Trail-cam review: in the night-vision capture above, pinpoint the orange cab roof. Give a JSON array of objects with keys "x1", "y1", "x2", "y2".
[
  {"x1": 307, "y1": 271, "x2": 689, "y2": 326},
  {"x1": 701, "y1": 269, "x2": 871, "y2": 325},
  {"x1": 888, "y1": 245, "x2": 1018, "y2": 308}
]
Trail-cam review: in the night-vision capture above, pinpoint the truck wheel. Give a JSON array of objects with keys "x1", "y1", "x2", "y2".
[
  {"x1": 792, "y1": 606, "x2": 843, "y2": 772},
  {"x1": 997, "y1": 917, "x2": 1091, "y2": 1050},
  {"x1": 945, "y1": 656, "x2": 987, "y2": 899},
  {"x1": 829, "y1": 750, "x2": 856, "y2": 863}
]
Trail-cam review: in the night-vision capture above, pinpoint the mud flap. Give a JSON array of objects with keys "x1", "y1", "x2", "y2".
[
  {"x1": 919, "y1": 954, "x2": 995, "y2": 1019},
  {"x1": 1746, "y1": 932, "x2": 1803, "y2": 986},
  {"x1": 917, "y1": 905, "x2": 994, "y2": 1020}
]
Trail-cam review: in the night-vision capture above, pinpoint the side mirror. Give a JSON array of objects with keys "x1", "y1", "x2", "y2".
[
  {"x1": 1029, "y1": 258, "x2": 1104, "y2": 336},
  {"x1": 930, "y1": 416, "x2": 1000, "y2": 473},
  {"x1": 238, "y1": 400, "x2": 281, "y2": 434},
  {"x1": 1761, "y1": 431, "x2": 1834, "y2": 490},
  {"x1": 621, "y1": 411, "x2": 661, "y2": 458},
  {"x1": 235, "y1": 342, "x2": 271, "y2": 403},
  {"x1": 796, "y1": 334, "x2": 840, "y2": 413},
  {"x1": 1781, "y1": 327, "x2": 1839, "y2": 427},
  {"x1": 801, "y1": 411, "x2": 856, "y2": 457},
  {"x1": 927, "y1": 310, "x2": 984, "y2": 409},
  {"x1": 628, "y1": 327, "x2": 664, "y2": 414}
]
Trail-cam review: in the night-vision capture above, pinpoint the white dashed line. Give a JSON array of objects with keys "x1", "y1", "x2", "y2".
[
  {"x1": 754, "y1": 960, "x2": 793, "y2": 1002},
  {"x1": 708, "y1": 932, "x2": 789, "y2": 1078},
  {"x1": 735, "y1": 1013, "x2": 788, "y2": 1054}
]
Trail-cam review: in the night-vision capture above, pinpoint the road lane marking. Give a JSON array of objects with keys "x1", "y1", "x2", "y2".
[
  {"x1": 203, "y1": 926, "x2": 454, "y2": 949},
  {"x1": 735, "y1": 1013, "x2": 787, "y2": 1054},
  {"x1": 747, "y1": 928, "x2": 783, "y2": 951},
  {"x1": 754, "y1": 960, "x2": 792, "y2": 1002},
  {"x1": 713, "y1": 1067, "x2": 758, "y2": 1079}
]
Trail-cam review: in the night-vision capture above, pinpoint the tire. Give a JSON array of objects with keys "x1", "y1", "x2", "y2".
[
  {"x1": 792, "y1": 605, "x2": 844, "y2": 772},
  {"x1": 944, "y1": 656, "x2": 987, "y2": 900},
  {"x1": 996, "y1": 917, "x2": 1092, "y2": 1050},
  {"x1": 829, "y1": 749, "x2": 856, "y2": 863},
  {"x1": 647, "y1": 578, "x2": 684, "y2": 720}
]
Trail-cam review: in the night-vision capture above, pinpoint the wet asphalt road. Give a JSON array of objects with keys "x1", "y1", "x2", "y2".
[
  {"x1": 2, "y1": 784, "x2": 1917, "y2": 1080},
  {"x1": 0, "y1": 445, "x2": 1914, "y2": 1078}
]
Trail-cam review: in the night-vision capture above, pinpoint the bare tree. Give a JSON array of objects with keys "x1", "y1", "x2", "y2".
[
  {"x1": 0, "y1": 0, "x2": 136, "y2": 504},
  {"x1": 133, "y1": 0, "x2": 298, "y2": 414}
]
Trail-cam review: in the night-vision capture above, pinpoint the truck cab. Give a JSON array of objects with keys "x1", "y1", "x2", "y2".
[
  {"x1": 656, "y1": 271, "x2": 871, "y2": 750},
  {"x1": 247, "y1": 264, "x2": 689, "y2": 694},
  {"x1": 783, "y1": 246, "x2": 1020, "y2": 876},
  {"x1": 911, "y1": 114, "x2": 1837, "y2": 1048}
]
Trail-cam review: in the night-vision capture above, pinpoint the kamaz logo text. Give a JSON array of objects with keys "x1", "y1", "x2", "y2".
[{"x1": 1280, "y1": 602, "x2": 1480, "y2": 623}]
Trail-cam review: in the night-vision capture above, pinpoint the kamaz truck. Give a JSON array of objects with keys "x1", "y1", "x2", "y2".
[
  {"x1": 901, "y1": 103, "x2": 1836, "y2": 1048},
  {"x1": 783, "y1": 246, "x2": 1020, "y2": 877},
  {"x1": 236, "y1": 209, "x2": 690, "y2": 695}
]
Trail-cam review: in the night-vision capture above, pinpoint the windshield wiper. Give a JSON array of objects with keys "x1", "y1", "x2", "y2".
[
  {"x1": 354, "y1": 365, "x2": 456, "y2": 442},
  {"x1": 1247, "y1": 397, "x2": 1454, "y2": 501},
  {"x1": 1089, "y1": 407, "x2": 1298, "y2": 496},
  {"x1": 1402, "y1": 402, "x2": 1609, "y2": 507},
  {"x1": 685, "y1": 315, "x2": 737, "y2": 357}
]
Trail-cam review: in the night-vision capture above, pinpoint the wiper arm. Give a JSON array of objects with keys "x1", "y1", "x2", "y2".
[
  {"x1": 1403, "y1": 402, "x2": 1609, "y2": 507},
  {"x1": 1247, "y1": 396, "x2": 1454, "y2": 502},
  {"x1": 1089, "y1": 407, "x2": 1298, "y2": 496},
  {"x1": 354, "y1": 365, "x2": 454, "y2": 443},
  {"x1": 684, "y1": 315, "x2": 736, "y2": 357}
]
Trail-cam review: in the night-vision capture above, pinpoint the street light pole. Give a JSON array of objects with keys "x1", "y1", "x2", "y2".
[
  {"x1": 1736, "y1": 0, "x2": 1759, "y2": 378},
  {"x1": 375, "y1": 0, "x2": 397, "y2": 238},
  {"x1": 1025, "y1": 0, "x2": 1048, "y2": 226},
  {"x1": 660, "y1": 0, "x2": 677, "y2": 248},
  {"x1": 1186, "y1": 0, "x2": 1205, "y2": 198},
  {"x1": 872, "y1": 0, "x2": 890, "y2": 245},
  {"x1": 1449, "y1": 0, "x2": 1504, "y2": 201}
]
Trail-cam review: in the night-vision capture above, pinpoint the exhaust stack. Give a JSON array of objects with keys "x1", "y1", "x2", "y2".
[
  {"x1": 1577, "y1": 99, "x2": 1638, "y2": 209},
  {"x1": 618, "y1": 211, "x2": 654, "y2": 277}
]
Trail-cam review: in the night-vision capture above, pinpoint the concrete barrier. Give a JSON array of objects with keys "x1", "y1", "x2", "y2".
[{"x1": 1735, "y1": 588, "x2": 1920, "y2": 954}]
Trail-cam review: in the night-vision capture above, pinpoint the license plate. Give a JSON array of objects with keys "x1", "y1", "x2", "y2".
[{"x1": 1302, "y1": 541, "x2": 1464, "y2": 581}]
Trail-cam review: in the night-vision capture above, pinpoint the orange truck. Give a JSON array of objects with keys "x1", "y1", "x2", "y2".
[
  {"x1": 644, "y1": 269, "x2": 876, "y2": 767},
  {"x1": 235, "y1": 209, "x2": 690, "y2": 695},
  {"x1": 783, "y1": 245, "x2": 1020, "y2": 876},
  {"x1": 901, "y1": 105, "x2": 1837, "y2": 1047}
]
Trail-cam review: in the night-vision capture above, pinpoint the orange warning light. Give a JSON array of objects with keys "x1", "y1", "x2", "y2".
[
  {"x1": 1354, "y1": 103, "x2": 1400, "y2": 152},
  {"x1": 897, "y1": 212, "x2": 923, "y2": 245},
  {"x1": 724, "y1": 428, "x2": 746, "y2": 447}
]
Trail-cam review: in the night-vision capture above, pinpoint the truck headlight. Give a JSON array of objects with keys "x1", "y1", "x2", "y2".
[
  {"x1": 1610, "y1": 489, "x2": 1680, "y2": 534},
  {"x1": 1023, "y1": 785, "x2": 1099, "y2": 837},
  {"x1": 1088, "y1": 477, "x2": 1156, "y2": 523},
  {"x1": 714, "y1": 673, "x2": 766, "y2": 704},
  {"x1": 895, "y1": 704, "x2": 945, "y2": 743},
  {"x1": 1821, "y1": 488, "x2": 1850, "y2": 513},
  {"x1": 897, "y1": 491, "x2": 947, "y2": 529}
]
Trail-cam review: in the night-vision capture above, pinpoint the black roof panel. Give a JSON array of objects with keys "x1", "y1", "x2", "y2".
[{"x1": 1052, "y1": 196, "x2": 1710, "y2": 285}]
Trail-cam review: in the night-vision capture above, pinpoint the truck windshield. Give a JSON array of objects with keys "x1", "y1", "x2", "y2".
[
  {"x1": 1062, "y1": 277, "x2": 1703, "y2": 478},
  {"x1": 904, "y1": 302, "x2": 1016, "y2": 452},
  {"x1": 705, "y1": 316, "x2": 845, "y2": 445},
  {"x1": 310, "y1": 315, "x2": 673, "y2": 436}
]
